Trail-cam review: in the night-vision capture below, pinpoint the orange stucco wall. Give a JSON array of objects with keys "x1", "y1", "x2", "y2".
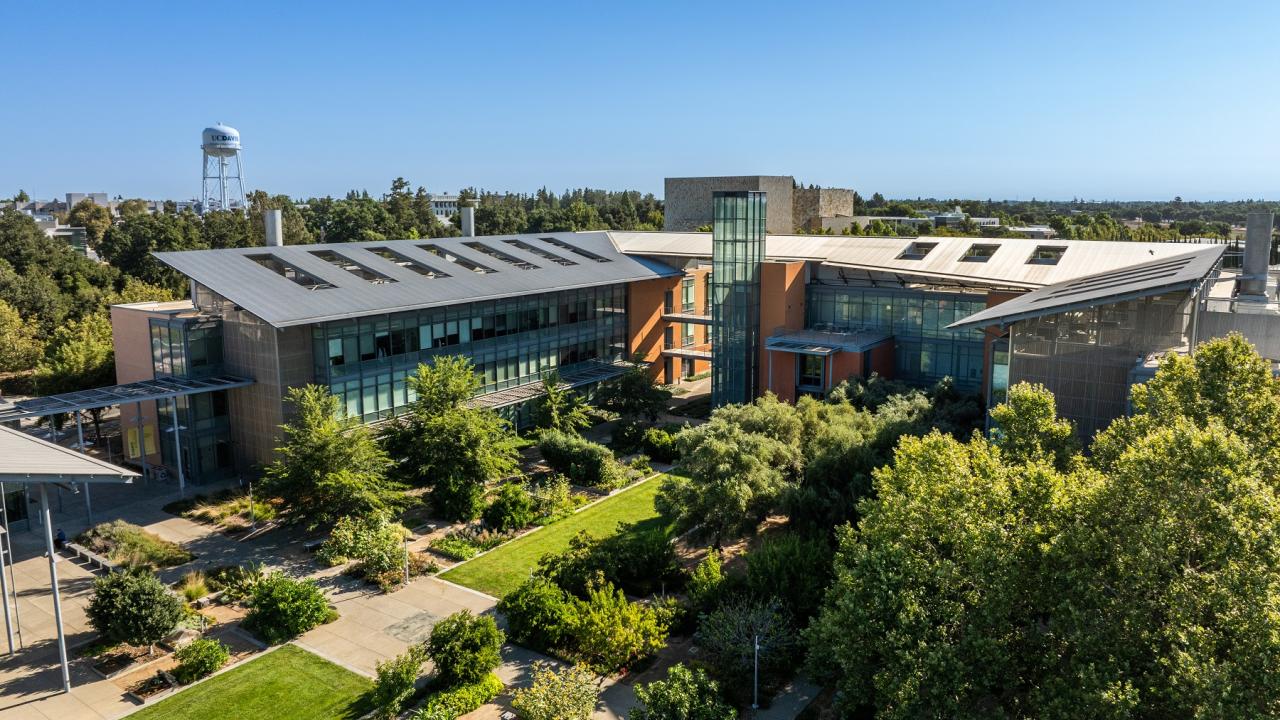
[
  {"x1": 109, "y1": 304, "x2": 164, "y2": 467},
  {"x1": 758, "y1": 261, "x2": 807, "y2": 394},
  {"x1": 831, "y1": 350, "x2": 865, "y2": 386},
  {"x1": 869, "y1": 342, "x2": 895, "y2": 379},
  {"x1": 764, "y1": 350, "x2": 797, "y2": 402},
  {"x1": 627, "y1": 267, "x2": 712, "y2": 384}
]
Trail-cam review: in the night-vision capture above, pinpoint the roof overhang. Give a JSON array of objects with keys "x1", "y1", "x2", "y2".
[
  {"x1": 0, "y1": 426, "x2": 138, "y2": 484},
  {"x1": 0, "y1": 375, "x2": 254, "y2": 422}
]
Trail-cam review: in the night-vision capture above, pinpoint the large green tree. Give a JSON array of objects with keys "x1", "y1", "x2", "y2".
[
  {"x1": 593, "y1": 362, "x2": 671, "y2": 424},
  {"x1": 263, "y1": 385, "x2": 402, "y2": 529},
  {"x1": 529, "y1": 370, "x2": 591, "y2": 434},
  {"x1": 67, "y1": 198, "x2": 112, "y2": 248},
  {"x1": 0, "y1": 299, "x2": 42, "y2": 372}
]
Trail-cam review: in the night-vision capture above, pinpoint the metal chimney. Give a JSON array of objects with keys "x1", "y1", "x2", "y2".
[
  {"x1": 264, "y1": 208, "x2": 284, "y2": 247},
  {"x1": 1239, "y1": 211, "x2": 1274, "y2": 300},
  {"x1": 460, "y1": 201, "x2": 476, "y2": 238}
]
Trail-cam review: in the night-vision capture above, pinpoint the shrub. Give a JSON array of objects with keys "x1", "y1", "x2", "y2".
[
  {"x1": 409, "y1": 673, "x2": 503, "y2": 720},
  {"x1": 570, "y1": 580, "x2": 668, "y2": 674},
  {"x1": 537, "y1": 524, "x2": 681, "y2": 598},
  {"x1": 642, "y1": 426, "x2": 682, "y2": 464},
  {"x1": 686, "y1": 549, "x2": 725, "y2": 614},
  {"x1": 371, "y1": 644, "x2": 428, "y2": 719},
  {"x1": 744, "y1": 533, "x2": 832, "y2": 622},
  {"x1": 367, "y1": 552, "x2": 440, "y2": 592},
  {"x1": 318, "y1": 513, "x2": 409, "y2": 576},
  {"x1": 426, "y1": 610, "x2": 504, "y2": 686},
  {"x1": 243, "y1": 573, "x2": 336, "y2": 644},
  {"x1": 483, "y1": 482, "x2": 534, "y2": 532},
  {"x1": 497, "y1": 577, "x2": 578, "y2": 654},
  {"x1": 610, "y1": 421, "x2": 647, "y2": 453},
  {"x1": 85, "y1": 570, "x2": 183, "y2": 652},
  {"x1": 77, "y1": 520, "x2": 194, "y2": 570},
  {"x1": 511, "y1": 663, "x2": 600, "y2": 720},
  {"x1": 632, "y1": 663, "x2": 736, "y2": 720},
  {"x1": 429, "y1": 526, "x2": 511, "y2": 561},
  {"x1": 206, "y1": 563, "x2": 263, "y2": 604},
  {"x1": 528, "y1": 474, "x2": 580, "y2": 524},
  {"x1": 176, "y1": 571, "x2": 210, "y2": 603},
  {"x1": 539, "y1": 430, "x2": 626, "y2": 489},
  {"x1": 172, "y1": 637, "x2": 230, "y2": 684}
]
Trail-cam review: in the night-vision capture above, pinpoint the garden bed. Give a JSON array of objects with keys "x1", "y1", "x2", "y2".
[
  {"x1": 164, "y1": 489, "x2": 278, "y2": 534},
  {"x1": 76, "y1": 520, "x2": 194, "y2": 570},
  {"x1": 90, "y1": 643, "x2": 172, "y2": 679}
]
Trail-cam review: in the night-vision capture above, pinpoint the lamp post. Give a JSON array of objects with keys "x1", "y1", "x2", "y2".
[
  {"x1": 403, "y1": 536, "x2": 410, "y2": 587},
  {"x1": 752, "y1": 633, "x2": 760, "y2": 711}
]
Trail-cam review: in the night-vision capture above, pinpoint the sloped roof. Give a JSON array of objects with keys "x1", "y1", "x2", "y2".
[
  {"x1": 154, "y1": 232, "x2": 681, "y2": 328},
  {"x1": 0, "y1": 425, "x2": 138, "y2": 484},
  {"x1": 948, "y1": 245, "x2": 1225, "y2": 330},
  {"x1": 608, "y1": 231, "x2": 1219, "y2": 290}
]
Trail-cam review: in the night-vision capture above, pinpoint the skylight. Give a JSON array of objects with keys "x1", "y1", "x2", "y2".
[
  {"x1": 308, "y1": 250, "x2": 396, "y2": 284},
  {"x1": 417, "y1": 244, "x2": 497, "y2": 274},
  {"x1": 961, "y1": 243, "x2": 1000, "y2": 262},
  {"x1": 366, "y1": 246, "x2": 450, "y2": 278},
  {"x1": 245, "y1": 254, "x2": 334, "y2": 290},
  {"x1": 539, "y1": 237, "x2": 611, "y2": 263},
  {"x1": 464, "y1": 241, "x2": 539, "y2": 270},
  {"x1": 1027, "y1": 246, "x2": 1067, "y2": 265},
  {"x1": 898, "y1": 241, "x2": 938, "y2": 261},
  {"x1": 503, "y1": 238, "x2": 577, "y2": 267}
]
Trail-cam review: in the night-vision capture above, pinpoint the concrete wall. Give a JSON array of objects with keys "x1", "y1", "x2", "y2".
[
  {"x1": 664, "y1": 176, "x2": 796, "y2": 235},
  {"x1": 794, "y1": 188, "x2": 856, "y2": 232}
]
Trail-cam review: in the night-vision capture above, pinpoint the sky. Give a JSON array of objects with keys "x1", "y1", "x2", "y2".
[{"x1": 3, "y1": 0, "x2": 1278, "y2": 202}]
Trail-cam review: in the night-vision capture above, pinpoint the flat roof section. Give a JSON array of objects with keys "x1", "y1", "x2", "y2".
[
  {"x1": 948, "y1": 245, "x2": 1224, "y2": 331},
  {"x1": 765, "y1": 328, "x2": 892, "y2": 356},
  {"x1": 155, "y1": 232, "x2": 682, "y2": 328}
]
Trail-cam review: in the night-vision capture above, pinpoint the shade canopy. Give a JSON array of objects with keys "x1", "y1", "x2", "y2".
[{"x1": 0, "y1": 425, "x2": 138, "y2": 484}]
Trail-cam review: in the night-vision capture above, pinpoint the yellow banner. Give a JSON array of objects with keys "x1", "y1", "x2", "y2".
[{"x1": 126, "y1": 425, "x2": 157, "y2": 458}]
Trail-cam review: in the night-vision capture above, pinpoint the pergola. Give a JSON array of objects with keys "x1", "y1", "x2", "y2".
[{"x1": 0, "y1": 425, "x2": 137, "y2": 693}]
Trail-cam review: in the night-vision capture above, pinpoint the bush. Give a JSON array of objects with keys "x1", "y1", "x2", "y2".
[
  {"x1": 528, "y1": 474, "x2": 581, "y2": 524},
  {"x1": 744, "y1": 533, "x2": 832, "y2": 622},
  {"x1": 176, "y1": 571, "x2": 210, "y2": 603},
  {"x1": 642, "y1": 426, "x2": 682, "y2": 464},
  {"x1": 318, "y1": 513, "x2": 409, "y2": 576},
  {"x1": 570, "y1": 580, "x2": 668, "y2": 674},
  {"x1": 206, "y1": 563, "x2": 264, "y2": 604},
  {"x1": 426, "y1": 610, "x2": 504, "y2": 686},
  {"x1": 497, "y1": 577, "x2": 578, "y2": 654},
  {"x1": 371, "y1": 644, "x2": 428, "y2": 719},
  {"x1": 686, "y1": 549, "x2": 725, "y2": 614},
  {"x1": 409, "y1": 673, "x2": 503, "y2": 720},
  {"x1": 537, "y1": 524, "x2": 681, "y2": 598},
  {"x1": 77, "y1": 520, "x2": 194, "y2": 570},
  {"x1": 172, "y1": 637, "x2": 230, "y2": 684},
  {"x1": 483, "y1": 482, "x2": 535, "y2": 532},
  {"x1": 539, "y1": 430, "x2": 626, "y2": 489},
  {"x1": 632, "y1": 663, "x2": 736, "y2": 720},
  {"x1": 610, "y1": 421, "x2": 647, "y2": 453},
  {"x1": 511, "y1": 663, "x2": 600, "y2": 720},
  {"x1": 429, "y1": 526, "x2": 511, "y2": 561},
  {"x1": 85, "y1": 570, "x2": 184, "y2": 652},
  {"x1": 243, "y1": 573, "x2": 336, "y2": 644},
  {"x1": 367, "y1": 552, "x2": 440, "y2": 593}
]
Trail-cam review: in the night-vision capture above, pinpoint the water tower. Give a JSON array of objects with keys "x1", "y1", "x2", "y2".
[{"x1": 200, "y1": 124, "x2": 246, "y2": 214}]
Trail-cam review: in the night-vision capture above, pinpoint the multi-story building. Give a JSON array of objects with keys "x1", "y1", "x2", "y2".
[
  {"x1": 430, "y1": 193, "x2": 459, "y2": 224},
  {"x1": 102, "y1": 193, "x2": 1273, "y2": 485}
]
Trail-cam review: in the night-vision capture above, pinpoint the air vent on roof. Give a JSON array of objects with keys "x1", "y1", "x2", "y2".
[
  {"x1": 464, "y1": 241, "x2": 539, "y2": 270},
  {"x1": 1027, "y1": 246, "x2": 1066, "y2": 265},
  {"x1": 245, "y1": 253, "x2": 334, "y2": 290},
  {"x1": 898, "y1": 241, "x2": 938, "y2": 261},
  {"x1": 309, "y1": 250, "x2": 397, "y2": 284},
  {"x1": 503, "y1": 238, "x2": 577, "y2": 266},
  {"x1": 539, "y1": 237, "x2": 611, "y2": 263},
  {"x1": 367, "y1": 246, "x2": 450, "y2": 278},
  {"x1": 417, "y1": 244, "x2": 497, "y2": 274},
  {"x1": 961, "y1": 243, "x2": 1000, "y2": 262}
]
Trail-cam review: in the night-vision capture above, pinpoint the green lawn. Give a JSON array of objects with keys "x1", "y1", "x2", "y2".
[
  {"x1": 441, "y1": 474, "x2": 673, "y2": 597},
  {"x1": 128, "y1": 644, "x2": 372, "y2": 720}
]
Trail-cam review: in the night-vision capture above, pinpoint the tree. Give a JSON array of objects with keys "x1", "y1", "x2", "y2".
[
  {"x1": 262, "y1": 385, "x2": 402, "y2": 529},
  {"x1": 98, "y1": 211, "x2": 204, "y2": 291},
  {"x1": 426, "y1": 610, "x2": 504, "y2": 686},
  {"x1": 594, "y1": 362, "x2": 671, "y2": 423},
  {"x1": 67, "y1": 198, "x2": 112, "y2": 248},
  {"x1": 34, "y1": 312, "x2": 116, "y2": 441},
  {"x1": 529, "y1": 371, "x2": 592, "y2": 433},
  {"x1": 380, "y1": 358, "x2": 520, "y2": 521},
  {"x1": 989, "y1": 382, "x2": 1079, "y2": 470},
  {"x1": 85, "y1": 570, "x2": 183, "y2": 654},
  {"x1": 511, "y1": 663, "x2": 600, "y2": 720},
  {"x1": 570, "y1": 580, "x2": 667, "y2": 673},
  {"x1": 116, "y1": 198, "x2": 149, "y2": 218},
  {"x1": 0, "y1": 299, "x2": 42, "y2": 372},
  {"x1": 696, "y1": 599, "x2": 797, "y2": 700},
  {"x1": 371, "y1": 644, "x2": 428, "y2": 719},
  {"x1": 632, "y1": 663, "x2": 736, "y2": 720}
]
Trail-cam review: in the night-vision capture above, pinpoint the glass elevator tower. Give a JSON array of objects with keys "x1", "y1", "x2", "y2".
[{"x1": 710, "y1": 191, "x2": 765, "y2": 407}]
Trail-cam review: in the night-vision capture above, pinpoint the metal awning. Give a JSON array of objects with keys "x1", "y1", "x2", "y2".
[
  {"x1": 0, "y1": 374, "x2": 254, "y2": 422},
  {"x1": 0, "y1": 425, "x2": 139, "y2": 484},
  {"x1": 470, "y1": 360, "x2": 632, "y2": 410},
  {"x1": 660, "y1": 311, "x2": 712, "y2": 325},
  {"x1": 765, "y1": 328, "x2": 892, "y2": 356},
  {"x1": 660, "y1": 346, "x2": 713, "y2": 360}
]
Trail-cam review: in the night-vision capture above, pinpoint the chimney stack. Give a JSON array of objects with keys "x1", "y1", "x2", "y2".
[
  {"x1": 460, "y1": 201, "x2": 476, "y2": 238},
  {"x1": 1239, "y1": 211, "x2": 1274, "y2": 300},
  {"x1": 264, "y1": 208, "x2": 284, "y2": 247}
]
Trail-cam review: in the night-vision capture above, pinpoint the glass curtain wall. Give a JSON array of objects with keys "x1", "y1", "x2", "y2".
[
  {"x1": 311, "y1": 284, "x2": 627, "y2": 423},
  {"x1": 710, "y1": 191, "x2": 765, "y2": 407},
  {"x1": 806, "y1": 286, "x2": 988, "y2": 389},
  {"x1": 1009, "y1": 291, "x2": 1194, "y2": 441},
  {"x1": 149, "y1": 317, "x2": 234, "y2": 482}
]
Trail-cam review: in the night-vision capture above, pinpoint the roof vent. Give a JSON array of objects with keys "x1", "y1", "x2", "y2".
[
  {"x1": 245, "y1": 253, "x2": 334, "y2": 290},
  {"x1": 504, "y1": 238, "x2": 577, "y2": 267},
  {"x1": 366, "y1": 246, "x2": 450, "y2": 278},
  {"x1": 464, "y1": 241, "x2": 539, "y2": 270},
  {"x1": 308, "y1": 250, "x2": 397, "y2": 284},
  {"x1": 961, "y1": 243, "x2": 1000, "y2": 262},
  {"x1": 898, "y1": 241, "x2": 938, "y2": 261},
  {"x1": 418, "y1": 244, "x2": 497, "y2": 274},
  {"x1": 539, "y1": 237, "x2": 611, "y2": 263},
  {"x1": 1027, "y1": 246, "x2": 1066, "y2": 265}
]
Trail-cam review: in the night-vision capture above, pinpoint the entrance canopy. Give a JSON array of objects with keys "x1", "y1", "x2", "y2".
[
  {"x1": 766, "y1": 328, "x2": 892, "y2": 356},
  {"x1": 0, "y1": 374, "x2": 253, "y2": 423},
  {"x1": 0, "y1": 425, "x2": 138, "y2": 484}
]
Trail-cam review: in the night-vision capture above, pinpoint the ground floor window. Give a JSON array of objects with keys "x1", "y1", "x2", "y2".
[{"x1": 798, "y1": 354, "x2": 824, "y2": 388}]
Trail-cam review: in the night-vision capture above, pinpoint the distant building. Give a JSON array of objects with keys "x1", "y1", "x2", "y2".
[
  {"x1": 430, "y1": 194, "x2": 459, "y2": 224},
  {"x1": 65, "y1": 192, "x2": 108, "y2": 209},
  {"x1": 1007, "y1": 225, "x2": 1057, "y2": 239},
  {"x1": 664, "y1": 176, "x2": 798, "y2": 234}
]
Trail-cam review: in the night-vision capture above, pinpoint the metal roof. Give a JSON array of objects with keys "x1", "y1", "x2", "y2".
[
  {"x1": 948, "y1": 245, "x2": 1224, "y2": 330},
  {"x1": 609, "y1": 232, "x2": 1221, "y2": 290},
  {"x1": 155, "y1": 232, "x2": 681, "y2": 328},
  {"x1": 0, "y1": 425, "x2": 138, "y2": 484},
  {"x1": 0, "y1": 375, "x2": 254, "y2": 422}
]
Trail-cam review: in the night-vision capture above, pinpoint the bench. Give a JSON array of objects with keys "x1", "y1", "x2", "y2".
[
  {"x1": 301, "y1": 538, "x2": 325, "y2": 553},
  {"x1": 63, "y1": 542, "x2": 119, "y2": 573}
]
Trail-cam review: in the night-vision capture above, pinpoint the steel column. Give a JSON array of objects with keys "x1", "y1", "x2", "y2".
[{"x1": 38, "y1": 484, "x2": 71, "y2": 692}]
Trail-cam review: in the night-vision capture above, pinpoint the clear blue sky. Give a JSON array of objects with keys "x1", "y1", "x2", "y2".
[{"x1": 3, "y1": 0, "x2": 1277, "y2": 202}]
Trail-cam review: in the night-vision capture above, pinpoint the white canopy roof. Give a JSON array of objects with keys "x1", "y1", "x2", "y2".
[{"x1": 0, "y1": 425, "x2": 138, "y2": 484}]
